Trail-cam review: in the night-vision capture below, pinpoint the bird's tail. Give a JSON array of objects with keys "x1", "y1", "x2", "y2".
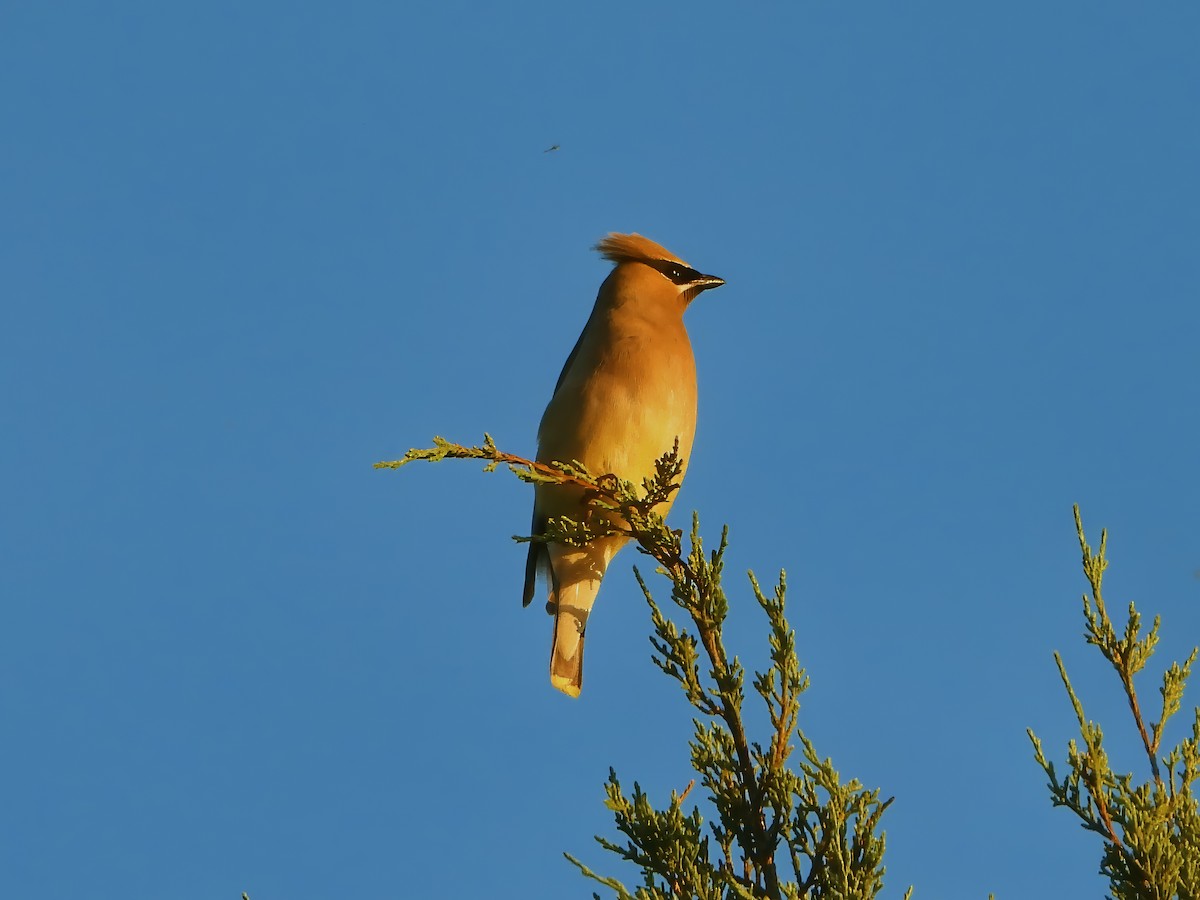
[
  {"x1": 549, "y1": 580, "x2": 594, "y2": 698},
  {"x1": 545, "y1": 541, "x2": 617, "y2": 698}
]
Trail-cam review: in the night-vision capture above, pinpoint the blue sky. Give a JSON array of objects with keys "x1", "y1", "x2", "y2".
[{"x1": 3, "y1": 2, "x2": 1198, "y2": 897}]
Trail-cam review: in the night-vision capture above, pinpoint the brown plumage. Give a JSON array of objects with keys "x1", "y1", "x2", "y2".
[{"x1": 523, "y1": 232, "x2": 724, "y2": 697}]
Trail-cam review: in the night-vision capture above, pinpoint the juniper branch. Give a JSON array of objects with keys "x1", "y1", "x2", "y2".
[{"x1": 382, "y1": 435, "x2": 899, "y2": 899}]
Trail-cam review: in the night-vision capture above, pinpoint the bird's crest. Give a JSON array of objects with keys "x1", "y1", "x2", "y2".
[{"x1": 595, "y1": 233, "x2": 688, "y2": 267}]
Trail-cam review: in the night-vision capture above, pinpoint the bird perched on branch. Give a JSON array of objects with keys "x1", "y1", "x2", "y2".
[{"x1": 523, "y1": 233, "x2": 724, "y2": 697}]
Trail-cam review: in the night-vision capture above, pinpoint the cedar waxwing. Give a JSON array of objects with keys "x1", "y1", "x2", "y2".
[{"x1": 522, "y1": 233, "x2": 724, "y2": 697}]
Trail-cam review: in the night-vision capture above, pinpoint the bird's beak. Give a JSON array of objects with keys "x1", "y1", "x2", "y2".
[{"x1": 681, "y1": 274, "x2": 724, "y2": 305}]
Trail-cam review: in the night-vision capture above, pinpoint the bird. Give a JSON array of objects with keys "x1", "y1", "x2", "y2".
[
  {"x1": 522, "y1": 232, "x2": 724, "y2": 697},
  {"x1": 543, "y1": 144, "x2": 561, "y2": 153}
]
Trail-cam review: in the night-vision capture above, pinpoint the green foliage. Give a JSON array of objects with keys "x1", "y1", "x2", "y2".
[
  {"x1": 1028, "y1": 506, "x2": 1200, "y2": 900},
  {"x1": 381, "y1": 438, "x2": 1200, "y2": 898},
  {"x1": 379, "y1": 436, "x2": 905, "y2": 900}
]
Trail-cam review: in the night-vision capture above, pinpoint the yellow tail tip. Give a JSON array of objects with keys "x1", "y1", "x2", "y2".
[{"x1": 551, "y1": 675, "x2": 582, "y2": 698}]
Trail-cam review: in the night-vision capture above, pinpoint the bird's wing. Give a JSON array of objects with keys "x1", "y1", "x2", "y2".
[
  {"x1": 522, "y1": 508, "x2": 549, "y2": 607},
  {"x1": 548, "y1": 303, "x2": 601, "y2": 399}
]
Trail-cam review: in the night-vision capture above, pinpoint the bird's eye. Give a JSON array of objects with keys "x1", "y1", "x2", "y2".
[{"x1": 667, "y1": 267, "x2": 683, "y2": 279}]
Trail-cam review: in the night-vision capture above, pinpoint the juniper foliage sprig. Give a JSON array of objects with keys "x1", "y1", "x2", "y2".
[
  {"x1": 379, "y1": 436, "x2": 904, "y2": 900},
  {"x1": 1028, "y1": 506, "x2": 1200, "y2": 900}
]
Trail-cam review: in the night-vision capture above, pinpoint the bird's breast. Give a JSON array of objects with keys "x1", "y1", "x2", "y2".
[{"x1": 538, "y1": 326, "x2": 697, "y2": 485}]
